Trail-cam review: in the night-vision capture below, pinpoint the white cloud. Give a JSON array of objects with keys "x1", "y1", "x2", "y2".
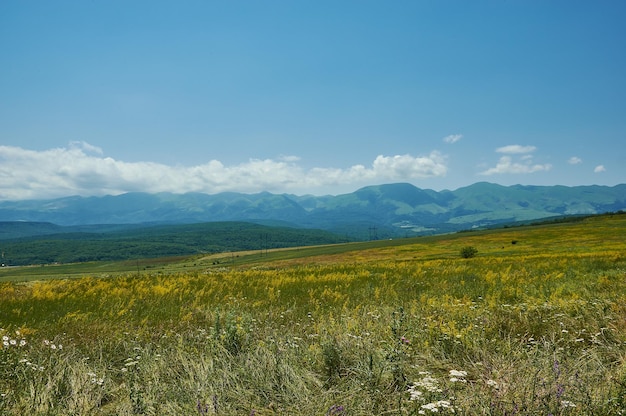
[
  {"x1": 496, "y1": 145, "x2": 536, "y2": 154},
  {"x1": 0, "y1": 144, "x2": 448, "y2": 200},
  {"x1": 443, "y1": 134, "x2": 462, "y2": 144},
  {"x1": 568, "y1": 156, "x2": 582, "y2": 165},
  {"x1": 479, "y1": 156, "x2": 552, "y2": 176},
  {"x1": 69, "y1": 141, "x2": 103, "y2": 155},
  {"x1": 594, "y1": 165, "x2": 606, "y2": 173},
  {"x1": 479, "y1": 144, "x2": 550, "y2": 176}
]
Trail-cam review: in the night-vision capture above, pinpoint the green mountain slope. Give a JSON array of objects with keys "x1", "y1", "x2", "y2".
[{"x1": 0, "y1": 182, "x2": 624, "y2": 238}]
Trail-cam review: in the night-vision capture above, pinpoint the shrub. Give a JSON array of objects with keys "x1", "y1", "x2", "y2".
[{"x1": 460, "y1": 246, "x2": 478, "y2": 258}]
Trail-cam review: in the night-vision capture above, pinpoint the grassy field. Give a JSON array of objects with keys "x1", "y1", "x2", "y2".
[{"x1": 1, "y1": 214, "x2": 625, "y2": 414}]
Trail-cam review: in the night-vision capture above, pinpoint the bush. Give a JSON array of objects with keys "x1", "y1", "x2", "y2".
[{"x1": 460, "y1": 246, "x2": 478, "y2": 258}]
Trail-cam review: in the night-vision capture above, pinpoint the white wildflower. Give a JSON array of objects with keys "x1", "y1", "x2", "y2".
[
  {"x1": 486, "y1": 379, "x2": 499, "y2": 388},
  {"x1": 449, "y1": 369, "x2": 467, "y2": 382},
  {"x1": 407, "y1": 384, "x2": 424, "y2": 401},
  {"x1": 561, "y1": 400, "x2": 576, "y2": 408},
  {"x1": 414, "y1": 376, "x2": 442, "y2": 393},
  {"x1": 420, "y1": 400, "x2": 455, "y2": 413}
]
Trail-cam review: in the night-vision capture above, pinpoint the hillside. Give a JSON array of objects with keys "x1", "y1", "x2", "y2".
[{"x1": 0, "y1": 221, "x2": 349, "y2": 266}]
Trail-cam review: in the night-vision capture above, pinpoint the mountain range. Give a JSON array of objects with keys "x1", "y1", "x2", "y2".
[{"x1": 1, "y1": 182, "x2": 625, "y2": 239}]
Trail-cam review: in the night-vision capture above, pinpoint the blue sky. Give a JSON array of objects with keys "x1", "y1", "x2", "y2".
[{"x1": 1, "y1": 0, "x2": 624, "y2": 200}]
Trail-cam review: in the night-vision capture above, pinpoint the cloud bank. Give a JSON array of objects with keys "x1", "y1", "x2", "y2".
[
  {"x1": 0, "y1": 144, "x2": 448, "y2": 200},
  {"x1": 480, "y1": 144, "x2": 551, "y2": 176}
]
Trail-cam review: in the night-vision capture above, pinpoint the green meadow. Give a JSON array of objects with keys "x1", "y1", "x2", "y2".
[{"x1": 1, "y1": 214, "x2": 625, "y2": 415}]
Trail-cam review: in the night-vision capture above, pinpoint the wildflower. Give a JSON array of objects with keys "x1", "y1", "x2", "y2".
[
  {"x1": 553, "y1": 360, "x2": 561, "y2": 378},
  {"x1": 196, "y1": 400, "x2": 209, "y2": 415},
  {"x1": 327, "y1": 404, "x2": 345, "y2": 415},
  {"x1": 412, "y1": 376, "x2": 442, "y2": 393},
  {"x1": 407, "y1": 384, "x2": 424, "y2": 401},
  {"x1": 420, "y1": 400, "x2": 455, "y2": 413},
  {"x1": 449, "y1": 369, "x2": 467, "y2": 383},
  {"x1": 9, "y1": 339, "x2": 16, "y2": 346},
  {"x1": 1, "y1": 336, "x2": 8, "y2": 341},
  {"x1": 561, "y1": 400, "x2": 576, "y2": 408},
  {"x1": 486, "y1": 379, "x2": 499, "y2": 389},
  {"x1": 401, "y1": 336, "x2": 410, "y2": 344},
  {"x1": 19, "y1": 340, "x2": 26, "y2": 346}
]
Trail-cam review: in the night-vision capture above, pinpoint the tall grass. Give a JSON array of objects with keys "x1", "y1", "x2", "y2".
[{"x1": 1, "y1": 215, "x2": 625, "y2": 414}]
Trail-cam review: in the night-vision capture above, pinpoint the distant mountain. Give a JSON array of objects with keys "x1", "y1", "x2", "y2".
[{"x1": 1, "y1": 182, "x2": 624, "y2": 238}]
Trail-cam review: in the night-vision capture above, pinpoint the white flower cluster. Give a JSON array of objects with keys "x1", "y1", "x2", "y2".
[
  {"x1": 407, "y1": 370, "x2": 463, "y2": 414},
  {"x1": 419, "y1": 400, "x2": 455, "y2": 414},
  {"x1": 122, "y1": 354, "x2": 142, "y2": 371},
  {"x1": 87, "y1": 372, "x2": 105, "y2": 386},
  {"x1": 2, "y1": 334, "x2": 26, "y2": 348},
  {"x1": 43, "y1": 339, "x2": 63, "y2": 350},
  {"x1": 449, "y1": 369, "x2": 467, "y2": 383},
  {"x1": 408, "y1": 372, "x2": 443, "y2": 397},
  {"x1": 486, "y1": 379, "x2": 499, "y2": 389}
]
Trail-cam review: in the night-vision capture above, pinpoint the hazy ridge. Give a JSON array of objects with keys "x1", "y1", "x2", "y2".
[{"x1": 1, "y1": 182, "x2": 624, "y2": 239}]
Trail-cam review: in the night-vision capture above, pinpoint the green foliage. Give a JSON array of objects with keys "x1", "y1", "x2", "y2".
[
  {"x1": 0, "y1": 221, "x2": 349, "y2": 266},
  {"x1": 460, "y1": 245, "x2": 478, "y2": 258},
  {"x1": 321, "y1": 338, "x2": 344, "y2": 383}
]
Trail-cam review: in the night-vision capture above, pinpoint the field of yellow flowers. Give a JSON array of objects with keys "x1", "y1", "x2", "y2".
[{"x1": 1, "y1": 214, "x2": 626, "y2": 415}]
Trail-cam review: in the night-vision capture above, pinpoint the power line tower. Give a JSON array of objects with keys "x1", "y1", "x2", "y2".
[
  {"x1": 260, "y1": 233, "x2": 269, "y2": 257},
  {"x1": 368, "y1": 226, "x2": 378, "y2": 241}
]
